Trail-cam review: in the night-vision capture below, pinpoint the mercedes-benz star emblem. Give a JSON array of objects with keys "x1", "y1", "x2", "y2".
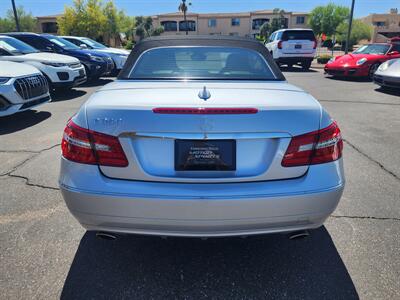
[{"x1": 198, "y1": 86, "x2": 211, "y2": 101}]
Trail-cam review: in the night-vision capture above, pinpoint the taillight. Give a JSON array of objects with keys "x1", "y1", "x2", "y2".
[
  {"x1": 313, "y1": 39, "x2": 317, "y2": 49},
  {"x1": 61, "y1": 120, "x2": 128, "y2": 167},
  {"x1": 282, "y1": 122, "x2": 343, "y2": 167},
  {"x1": 277, "y1": 40, "x2": 283, "y2": 49}
]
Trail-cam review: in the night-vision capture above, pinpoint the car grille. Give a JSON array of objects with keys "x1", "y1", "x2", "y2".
[
  {"x1": 13, "y1": 75, "x2": 49, "y2": 100},
  {"x1": 327, "y1": 69, "x2": 345, "y2": 75},
  {"x1": 68, "y1": 62, "x2": 82, "y2": 69}
]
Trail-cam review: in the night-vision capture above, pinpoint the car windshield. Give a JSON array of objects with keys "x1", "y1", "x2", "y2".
[
  {"x1": 129, "y1": 46, "x2": 276, "y2": 80},
  {"x1": 81, "y1": 38, "x2": 107, "y2": 49},
  {"x1": 0, "y1": 37, "x2": 39, "y2": 55},
  {"x1": 353, "y1": 44, "x2": 390, "y2": 55},
  {"x1": 48, "y1": 36, "x2": 80, "y2": 50}
]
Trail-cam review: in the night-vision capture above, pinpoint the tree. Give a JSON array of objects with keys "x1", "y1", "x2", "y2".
[
  {"x1": 134, "y1": 16, "x2": 164, "y2": 41},
  {"x1": 58, "y1": 0, "x2": 134, "y2": 42},
  {"x1": 308, "y1": 3, "x2": 350, "y2": 37},
  {"x1": 259, "y1": 22, "x2": 271, "y2": 41},
  {"x1": 0, "y1": 6, "x2": 36, "y2": 32},
  {"x1": 336, "y1": 19, "x2": 372, "y2": 48},
  {"x1": 270, "y1": 8, "x2": 287, "y2": 32}
]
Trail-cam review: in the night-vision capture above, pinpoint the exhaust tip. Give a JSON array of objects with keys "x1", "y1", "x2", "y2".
[
  {"x1": 96, "y1": 232, "x2": 117, "y2": 241},
  {"x1": 288, "y1": 230, "x2": 310, "y2": 240}
]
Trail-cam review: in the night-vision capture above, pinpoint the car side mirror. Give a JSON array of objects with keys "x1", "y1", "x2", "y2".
[
  {"x1": 389, "y1": 51, "x2": 400, "y2": 55},
  {"x1": 80, "y1": 44, "x2": 88, "y2": 49},
  {"x1": 44, "y1": 46, "x2": 55, "y2": 52}
]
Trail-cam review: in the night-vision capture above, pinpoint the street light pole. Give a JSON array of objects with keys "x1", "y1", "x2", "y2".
[
  {"x1": 11, "y1": 0, "x2": 21, "y2": 32},
  {"x1": 345, "y1": 0, "x2": 355, "y2": 54}
]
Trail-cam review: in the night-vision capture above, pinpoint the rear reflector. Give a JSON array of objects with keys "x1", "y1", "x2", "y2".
[
  {"x1": 62, "y1": 120, "x2": 128, "y2": 167},
  {"x1": 153, "y1": 107, "x2": 258, "y2": 114},
  {"x1": 282, "y1": 122, "x2": 343, "y2": 167}
]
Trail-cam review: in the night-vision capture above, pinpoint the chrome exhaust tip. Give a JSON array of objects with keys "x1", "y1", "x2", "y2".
[
  {"x1": 288, "y1": 230, "x2": 310, "y2": 240},
  {"x1": 96, "y1": 232, "x2": 117, "y2": 240}
]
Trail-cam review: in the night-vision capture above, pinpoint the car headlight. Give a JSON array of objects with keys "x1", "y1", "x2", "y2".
[
  {"x1": 41, "y1": 62, "x2": 67, "y2": 67},
  {"x1": 0, "y1": 77, "x2": 11, "y2": 84},
  {"x1": 356, "y1": 58, "x2": 367, "y2": 66},
  {"x1": 378, "y1": 60, "x2": 395, "y2": 72},
  {"x1": 90, "y1": 55, "x2": 104, "y2": 62}
]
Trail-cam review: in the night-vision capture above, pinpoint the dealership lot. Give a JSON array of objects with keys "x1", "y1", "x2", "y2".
[{"x1": 0, "y1": 70, "x2": 399, "y2": 299}]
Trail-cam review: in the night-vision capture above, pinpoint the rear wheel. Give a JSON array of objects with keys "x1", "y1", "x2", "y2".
[
  {"x1": 302, "y1": 60, "x2": 312, "y2": 71},
  {"x1": 369, "y1": 63, "x2": 380, "y2": 80}
]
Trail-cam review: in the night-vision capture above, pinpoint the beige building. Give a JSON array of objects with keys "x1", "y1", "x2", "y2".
[
  {"x1": 152, "y1": 10, "x2": 310, "y2": 38},
  {"x1": 35, "y1": 9, "x2": 310, "y2": 41},
  {"x1": 361, "y1": 8, "x2": 400, "y2": 42}
]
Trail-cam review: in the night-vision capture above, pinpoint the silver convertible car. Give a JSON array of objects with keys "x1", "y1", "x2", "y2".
[{"x1": 59, "y1": 36, "x2": 345, "y2": 238}]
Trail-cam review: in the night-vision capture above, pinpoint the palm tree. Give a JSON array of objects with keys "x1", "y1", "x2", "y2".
[{"x1": 178, "y1": 0, "x2": 191, "y2": 35}]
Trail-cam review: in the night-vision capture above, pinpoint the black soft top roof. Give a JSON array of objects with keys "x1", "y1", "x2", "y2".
[{"x1": 118, "y1": 35, "x2": 285, "y2": 81}]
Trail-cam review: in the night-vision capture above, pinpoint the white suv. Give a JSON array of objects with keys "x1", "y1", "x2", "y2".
[
  {"x1": 265, "y1": 29, "x2": 317, "y2": 70},
  {"x1": 0, "y1": 61, "x2": 50, "y2": 117},
  {"x1": 0, "y1": 35, "x2": 86, "y2": 90}
]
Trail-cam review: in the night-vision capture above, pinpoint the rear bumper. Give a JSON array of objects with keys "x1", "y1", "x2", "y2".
[
  {"x1": 59, "y1": 158, "x2": 345, "y2": 237},
  {"x1": 276, "y1": 57, "x2": 314, "y2": 64}
]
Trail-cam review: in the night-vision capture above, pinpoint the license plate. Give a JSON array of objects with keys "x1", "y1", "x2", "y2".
[
  {"x1": 295, "y1": 44, "x2": 302, "y2": 49},
  {"x1": 175, "y1": 140, "x2": 236, "y2": 171}
]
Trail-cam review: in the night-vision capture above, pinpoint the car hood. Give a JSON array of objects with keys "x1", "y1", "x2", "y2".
[
  {"x1": 12, "y1": 52, "x2": 79, "y2": 64},
  {"x1": 67, "y1": 49, "x2": 110, "y2": 58},
  {"x1": 330, "y1": 53, "x2": 383, "y2": 66},
  {"x1": 0, "y1": 61, "x2": 40, "y2": 77},
  {"x1": 376, "y1": 58, "x2": 400, "y2": 77}
]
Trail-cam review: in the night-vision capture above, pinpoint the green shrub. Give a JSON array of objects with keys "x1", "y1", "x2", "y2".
[
  {"x1": 125, "y1": 40, "x2": 134, "y2": 50},
  {"x1": 317, "y1": 54, "x2": 333, "y2": 64}
]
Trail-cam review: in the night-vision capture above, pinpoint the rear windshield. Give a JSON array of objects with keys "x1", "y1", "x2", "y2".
[
  {"x1": 282, "y1": 30, "x2": 315, "y2": 41},
  {"x1": 128, "y1": 46, "x2": 276, "y2": 80}
]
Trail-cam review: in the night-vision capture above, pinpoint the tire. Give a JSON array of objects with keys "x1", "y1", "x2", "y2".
[
  {"x1": 302, "y1": 60, "x2": 312, "y2": 70},
  {"x1": 369, "y1": 63, "x2": 380, "y2": 80}
]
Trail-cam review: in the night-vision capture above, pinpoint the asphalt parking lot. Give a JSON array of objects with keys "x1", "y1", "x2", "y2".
[{"x1": 0, "y1": 69, "x2": 399, "y2": 299}]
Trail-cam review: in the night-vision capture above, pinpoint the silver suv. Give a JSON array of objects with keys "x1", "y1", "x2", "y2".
[{"x1": 0, "y1": 61, "x2": 50, "y2": 117}]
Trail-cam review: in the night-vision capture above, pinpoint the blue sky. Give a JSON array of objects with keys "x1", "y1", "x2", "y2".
[{"x1": 1, "y1": 0, "x2": 399, "y2": 18}]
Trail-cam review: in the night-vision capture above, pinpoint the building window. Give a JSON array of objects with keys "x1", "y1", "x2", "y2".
[
  {"x1": 41, "y1": 22, "x2": 58, "y2": 33},
  {"x1": 179, "y1": 20, "x2": 196, "y2": 32},
  {"x1": 161, "y1": 21, "x2": 177, "y2": 32},
  {"x1": 208, "y1": 19, "x2": 217, "y2": 27},
  {"x1": 252, "y1": 18, "x2": 269, "y2": 30},
  {"x1": 373, "y1": 21, "x2": 386, "y2": 27},
  {"x1": 296, "y1": 16, "x2": 305, "y2": 24},
  {"x1": 231, "y1": 18, "x2": 240, "y2": 26}
]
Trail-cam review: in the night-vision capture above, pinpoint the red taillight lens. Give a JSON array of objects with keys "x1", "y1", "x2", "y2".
[
  {"x1": 277, "y1": 40, "x2": 283, "y2": 49},
  {"x1": 62, "y1": 120, "x2": 128, "y2": 167},
  {"x1": 282, "y1": 122, "x2": 343, "y2": 167}
]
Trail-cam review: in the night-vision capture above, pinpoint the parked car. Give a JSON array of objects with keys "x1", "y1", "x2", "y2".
[
  {"x1": 59, "y1": 36, "x2": 345, "y2": 238},
  {"x1": 265, "y1": 29, "x2": 317, "y2": 70},
  {"x1": 0, "y1": 61, "x2": 50, "y2": 117},
  {"x1": 373, "y1": 58, "x2": 400, "y2": 89},
  {"x1": 0, "y1": 35, "x2": 86, "y2": 90},
  {"x1": 324, "y1": 42, "x2": 400, "y2": 79},
  {"x1": 60, "y1": 36, "x2": 129, "y2": 76},
  {"x1": 5, "y1": 33, "x2": 115, "y2": 80}
]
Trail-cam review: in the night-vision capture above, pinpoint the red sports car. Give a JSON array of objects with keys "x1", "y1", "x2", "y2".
[{"x1": 324, "y1": 42, "x2": 400, "y2": 79}]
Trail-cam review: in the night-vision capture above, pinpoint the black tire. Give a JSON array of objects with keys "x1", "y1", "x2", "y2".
[
  {"x1": 302, "y1": 60, "x2": 312, "y2": 70},
  {"x1": 369, "y1": 63, "x2": 380, "y2": 80}
]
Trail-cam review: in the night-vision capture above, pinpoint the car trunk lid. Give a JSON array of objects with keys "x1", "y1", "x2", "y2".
[{"x1": 85, "y1": 81, "x2": 322, "y2": 183}]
